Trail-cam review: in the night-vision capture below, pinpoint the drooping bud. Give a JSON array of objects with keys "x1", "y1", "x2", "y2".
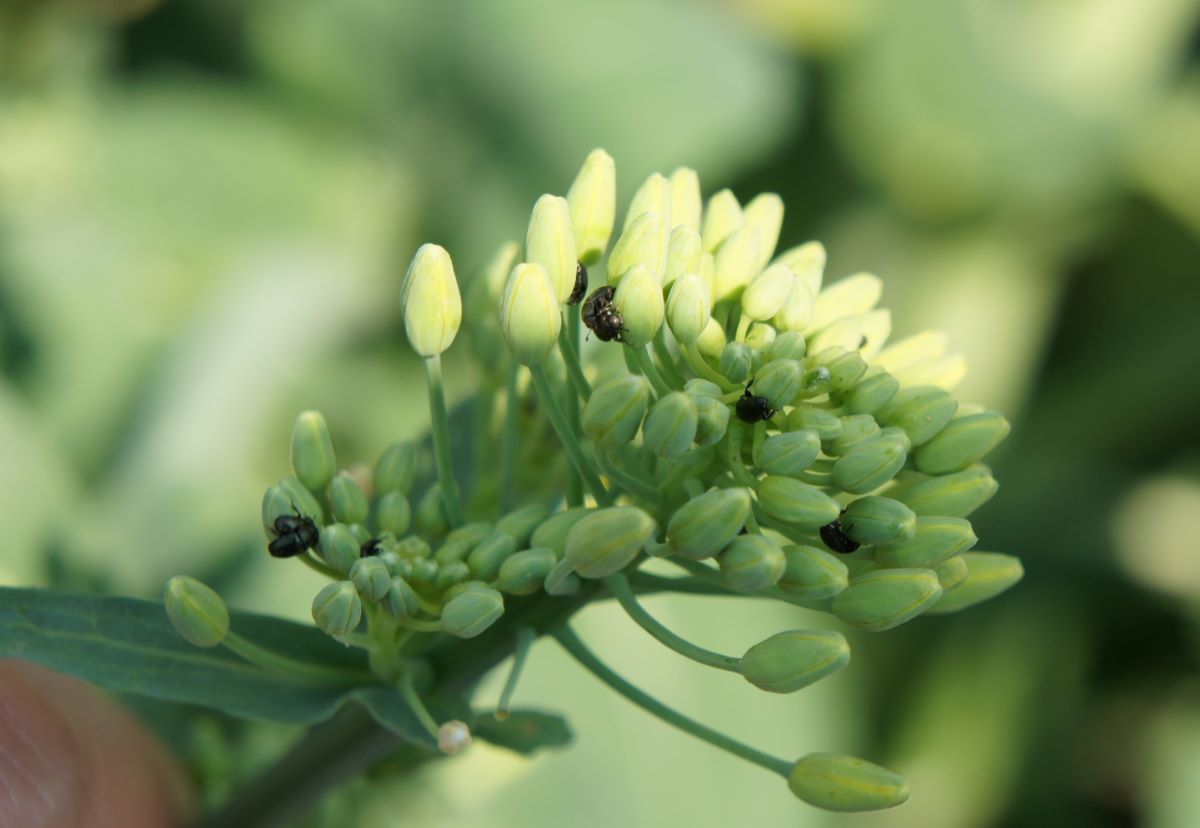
[
  {"x1": 350, "y1": 556, "x2": 391, "y2": 601},
  {"x1": 612, "y1": 264, "x2": 665, "y2": 347},
  {"x1": 164, "y1": 576, "x2": 229, "y2": 648},
  {"x1": 693, "y1": 395, "x2": 731, "y2": 447},
  {"x1": 669, "y1": 167, "x2": 702, "y2": 232},
  {"x1": 788, "y1": 753, "x2": 909, "y2": 812},
  {"x1": 666, "y1": 274, "x2": 710, "y2": 344},
  {"x1": 933, "y1": 554, "x2": 969, "y2": 591},
  {"x1": 718, "y1": 534, "x2": 787, "y2": 591},
  {"x1": 757, "y1": 476, "x2": 841, "y2": 527},
  {"x1": 607, "y1": 211, "x2": 668, "y2": 286},
  {"x1": 719, "y1": 342, "x2": 753, "y2": 384},
  {"x1": 496, "y1": 547, "x2": 558, "y2": 595},
  {"x1": 831, "y1": 568, "x2": 942, "y2": 631},
  {"x1": 742, "y1": 193, "x2": 784, "y2": 272},
  {"x1": 525, "y1": 195, "x2": 578, "y2": 304},
  {"x1": 643, "y1": 392, "x2": 699, "y2": 458},
  {"x1": 329, "y1": 473, "x2": 369, "y2": 526},
  {"x1": 752, "y1": 359, "x2": 803, "y2": 409},
  {"x1": 581, "y1": 375, "x2": 651, "y2": 449},
  {"x1": 319, "y1": 523, "x2": 361, "y2": 573},
  {"x1": 466, "y1": 532, "x2": 517, "y2": 580},
  {"x1": 754, "y1": 430, "x2": 821, "y2": 476},
  {"x1": 772, "y1": 276, "x2": 814, "y2": 332},
  {"x1": 809, "y1": 273, "x2": 882, "y2": 332},
  {"x1": 774, "y1": 240, "x2": 826, "y2": 295},
  {"x1": 894, "y1": 465, "x2": 999, "y2": 517},
  {"x1": 374, "y1": 442, "x2": 416, "y2": 496},
  {"x1": 625, "y1": 172, "x2": 672, "y2": 230},
  {"x1": 873, "y1": 516, "x2": 977, "y2": 568},
  {"x1": 663, "y1": 225, "x2": 702, "y2": 288},
  {"x1": 312, "y1": 581, "x2": 363, "y2": 636},
  {"x1": 831, "y1": 438, "x2": 908, "y2": 494},
  {"x1": 373, "y1": 491, "x2": 412, "y2": 537},
  {"x1": 695, "y1": 317, "x2": 727, "y2": 360},
  {"x1": 927, "y1": 552, "x2": 1023, "y2": 614},
  {"x1": 701, "y1": 189, "x2": 743, "y2": 253},
  {"x1": 839, "y1": 497, "x2": 917, "y2": 547},
  {"x1": 666, "y1": 487, "x2": 753, "y2": 560},
  {"x1": 440, "y1": 582, "x2": 505, "y2": 638},
  {"x1": 880, "y1": 386, "x2": 958, "y2": 447},
  {"x1": 382, "y1": 576, "x2": 419, "y2": 620},
  {"x1": 740, "y1": 630, "x2": 849, "y2": 694},
  {"x1": 564, "y1": 506, "x2": 657, "y2": 578},
  {"x1": 826, "y1": 414, "x2": 880, "y2": 456},
  {"x1": 913, "y1": 411, "x2": 1011, "y2": 474},
  {"x1": 400, "y1": 243, "x2": 462, "y2": 357},
  {"x1": 741, "y1": 263, "x2": 794, "y2": 321},
  {"x1": 529, "y1": 507, "x2": 593, "y2": 555},
  {"x1": 495, "y1": 502, "x2": 551, "y2": 547},
  {"x1": 567, "y1": 149, "x2": 617, "y2": 265},
  {"x1": 779, "y1": 544, "x2": 850, "y2": 601},
  {"x1": 843, "y1": 369, "x2": 899, "y2": 415},
  {"x1": 711, "y1": 225, "x2": 761, "y2": 302},
  {"x1": 290, "y1": 411, "x2": 337, "y2": 494},
  {"x1": 787, "y1": 405, "x2": 841, "y2": 442},
  {"x1": 500, "y1": 263, "x2": 562, "y2": 366}
]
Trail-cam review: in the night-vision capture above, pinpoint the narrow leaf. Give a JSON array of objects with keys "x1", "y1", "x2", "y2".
[{"x1": 474, "y1": 709, "x2": 574, "y2": 755}]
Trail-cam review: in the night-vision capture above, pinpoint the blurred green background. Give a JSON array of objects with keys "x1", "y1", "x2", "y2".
[{"x1": 2, "y1": 0, "x2": 1199, "y2": 825}]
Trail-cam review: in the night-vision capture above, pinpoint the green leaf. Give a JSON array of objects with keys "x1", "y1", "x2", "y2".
[
  {"x1": 0, "y1": 587, "x2": 434, "y2": 747},
  {"x1": 473, "y1": 709, "x2": 574, "y2": 755}
]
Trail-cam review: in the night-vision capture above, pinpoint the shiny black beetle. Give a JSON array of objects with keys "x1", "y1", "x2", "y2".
[
  {"x1": 581, "y1": 285, "x2": 623, "y2": 342},
  {"x1": 267, "y1": 507, "x2": 320, "y2": 558},
  {"x1": 735, "y1": 385, "x2": 774, "y2": 423},
  {"x1": 819, "y1": 518, "x2": 860, "y2": 554},
  {"x1": 568, "y1": 262, "x2": 588, "y2": 305}
]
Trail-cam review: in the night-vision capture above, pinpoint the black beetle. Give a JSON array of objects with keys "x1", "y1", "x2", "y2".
[
  {"x1": 819, "y1": 519, "x2": 860, "y2": 554},
  {"x1": 735, "y1": 385, "x2": 774, "y2": 423},
  {"x1": 568, "y1": 262, "x2": 589, "y2": 305},
  {"x1": 581, "y1": 285, "x2": 623, "y2": 342},
  {"x1": 267, "y1": 507, "x2": 320, "y2": 558}
]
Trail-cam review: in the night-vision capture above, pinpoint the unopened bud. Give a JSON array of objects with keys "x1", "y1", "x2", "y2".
[
  {"x1": 745, "y1": 322, "x2": 777, "y2": 351},
  {"x1": 525, "y1": 195, "x2": 578, "y2": 304},
  {"x1": 820, "y1": 348, "x2": 867, "y2": 392},
  {"x1": 933, "y1": 554, "x2": 969, "y2": 591},
  {"x1": 529, "y1": 507, "x2": 592, "y2": 555},
  {"x1": 788, "y1": 753, "x2": 909, "y2": 812},
  {"x1": 319, "y1": 523, "x2": 361, "y2": 573},
  {"x1": 754, "y1": 430, "x2": 821, "y2": 476},
  {"x1": 373, "y1": 491, "x2": 412, "y2": 536},
  {"x1": 350, "y1": 556, "x2": 391, "y2": 601},
  {"x1": 401, "y1": 244, "x2": 461, "y2": 357},
  {"x1": 741, "y1": 263, "x2": 793, "y2": 321},
  {"x1": 809, "y1": 273, "x2": 882, "y2": 332},
  {"x1": 773, "y1": 241, "x2": 826, "y2": 295},
  {"x1": 330, "y1": 473, "x2": 369, "y2": 526},
  {"x1": 695, "y1": 317, "x2": 727, "y2": 360},
  {"x1": 913, "y1": 411, "x2": 1011, "y2": 474},
  {"x1": 581, "y1": 375, "x2": 651, "y2": 449},
  {"x1": 743, "y1": 193, "x2": 784, "y2": 272},
  {"x1": 881, "y1": 386, "x2": 958, "y2": 447},
  {"x1": 712, "y1": 225, "x2": 761, "y2": 302},
  {"x1": 831, "y1": 438, "x2": 907, "y2": 494},
  {"x1": 787, "y1": 405, "x2": 841, "y2": 442},
  {"x1": 495, "y1": 502, "x2": 551, "y2": 547},
  {"x1": 669, "y1": 167, "x2": 702, "y2": 232},
  {"x1": 718, "y1": 534, "x2": 787, "y2": 591},
  {"x1": 927, "y1": 552, "x2": 1023, "y2": 614},
  {"x1": 564, "y1": 506, "x2": 657, "y2": 578},
  {"x1": 607, "y1": 211, "x2": 668, "y2": 286},
  {"x1": 719, "y1": 342, "x2": 753, "y2": 384},
  {"x1": 779, "y1": 544, "x2": 849, "y2": 601},
  {"x1": 666, "y1": 274, "x2": 710, "y2": 344},
  {"x1": 843, "y1": 369, "x2": 899, "y2": 415},
  {"x1": 664, "y1": 225, "x2": 702, "y2": 287},
  {"x1": 757, "y1": 476, "x2": 841, "y2": 527},
  {"x1": 312, "y1": 581, "x2": 363, "y2": 636},
  {"x1": 441, "y1": 582, "x2": 505, "y2": 638},
  {"x1": 693, "y1": 395, "x2": 731, "y2": 447},
  {"x1": 643, "y1": 392, "x2": 699, "y2": 458},
  {"x1": 826, "y1": 414, "x2": 880, "y2": 456},
  {"x1": 567, "y1": 149, "x2": 617, "y2": 266},
  {"x1": 164, "y1": 576, "x2": 229, "y2": 648},
  {"x1": 496, "y1": 547, "x2": 558, "y2": 595},
  {"x1": 873, "y1": 516, "x2": 977, "y2": 568},
  {"x1": 374, "y1": 442, "x2": 416, "y2": 496},
  {"x1": 666, "y1": 487, "x2": 752, "y2": 560},
  {"x1": 467, "y1": 532, "x2": 517, "y2": 580},
  {"x1": 436, "y1": 561, "x2": 471, "y2": 590},
  {"x1": 752, "y1": 359, "x2": 802, "y2": 408},
  {"x1": 500, "y1": 262, "x2": 562, "y2": 366},
  {"x1": 414, "y1": 487, "x2": 447, "y2": 538},
  {"x1": 840, "y1": 497, "x2": 917, "y2": 547},
  {"x1": 291, "y1": 411, "x2": 337, "y2": 494},
  {"x1": 613, "y1": 264, "x2": 665, "y2": 346},
  {"x1": 701, "y1": 189, "x2": 743, "y2": 253},
  {"x1": 894, "y1": 465, "x2": 999, "y2": 517},
  {"x1": 831, "y1": 568, "x2": 942, "y2": 631},
  {"x1": 740, "y1": 630, "x2": 849, "y2": 694},
  {"x1": 773, "y1": 276, "x2": 815, "y2": 332}
]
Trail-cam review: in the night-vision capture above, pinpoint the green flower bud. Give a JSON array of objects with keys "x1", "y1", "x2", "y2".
[
  {"x1": 350, "y1": 556, "x2": 391, "y2": 601},
  {"x1": 664, "y1": 225, "x2": 702, "y2": 288},
  {"x1": 349, "y1": 523, "x2": 373, "y2": 545},
  {"x1": 826, "y1": 414, "x2": 880, "y2": 456},
  {"x1": 319, "y1": 523, "x2": 361, "y2": 573},
  {"x1": 525, "y1": 194, "x2": 578, "y2": 304},
  {"x1": 329, "y1": 472, "x2": 369, "y2": 526},
  {"x1": 880, "y1": 386, "x2": 958, "y2": 447},
  {"x1": 685, "y1": 378, "x2": 723, "y2": 400},
  {"x1": 844, "y1": 556, "x2": 882, "y2": 579},
  {"x1": 745, "y1": 322, "x2": 777, "y2": 351},
  {"x1": 843, "y1": 369, "x2": 899, "y2": 415},
  {"x1": 434, "y1": 521, "x2": 493, "y2": 564},
  {"x1": 625, "y1": 172, "x2": 672, "y2": 230},
  {"x1": 312, "y1": 581, "x2": 363, "y2": 636},
  {"x1": 290, "y1": 411, "x2": 337, "y2": 494},
  {"x1": 495, "y1": 502, "x2": 551, "y2": 546},
  {"x1": 666, "y1": 487, "x2": 752, "y2": 560},
  {"x1": 693, "y1": 395, "x2": 731, "y2": 447},
  {"x1": 496, "y1": 547, "x2": 558, "y2": 595},
  {"x1": 414, "y1": 487, "x2": 447, "y2": 538},
  {"x1": 893, "y1": 353, "x2": 968, "y2": 391},
  {"x1": 934, "y1": 554, "x2": 969, "y2": 591},
  {"x1": 467, "y1": 532, "x2": 517, "y2": 580},
  {"x1": 927, "y1": 552, "x2": 1023, "y2": 614},
  {"x1": 894, "y1": 465, "x2": 999, "y2": 517},
  {"x1": 831, "y1": 568, "x2": 942, "y2": 631},
  {"x1": 383, "y1": 576, "x2": 419, "y2": 620},
  {"x1": 793, "y1": 365, "x2": 833, "y2": 401},
  {"x1": 669, "y1": 166, "x2": 702, "y2": 232},
  {"x1": 773, "y1": 276, "x2": 814, "y2": 332},
  {"x1": 440, "y1": 583, "x2": 505, "y2": 638},
  {"x1": 718, "y1": 534, "x2": 787, "y2": 591},
  {"x1": 262, "y1": 483, "x2": 315, "y2": 540},
  {"x1": 373, "y1": 491, "x2": 412, "y2": 537},
  {"x1": 809, "y1": 272, "x2": 882, "y2": 332},
  {"x1": 396, "y1": 535, "x2": 432, "y2": 560},
  {"x1": 410, "y1": 558, "x2": 438, "y2": 585},
  {"x1": 719, "y1": 342, "x2": 753, "y2": 384},
  {"x1": 913, "y1": 411, "x2": 1011, "y2": 475},
  {"x1": 779, "y1": 545, "x2": 849, "y2": 601},
  {"x1": 666, "y1": 274, "x2": 710, "y2": 344},
  {"x1": 743, "y1": 193, "x2": 784, "y2": 272},
  {"x1": 436, "y1": 560, "x2": 471, "y2": 590},
  {"x1": 374, "y1": 442, "x2": 416, "y2": 496},
  {"x1": 529, "y1": 507, "x2": 593, "y2": 555},
  {"x1": 740, "y1": 630, "x2": 849, "y2": 694},
  {"x1": 754, "y1": 430, "x2": 821, "y2": 476},
  {"x1": 567, "y1": 148, "x2": 616, "y2": 266},
  {"x1": 164, "y1": 576, "x2": 229, "y2": 648},
  {"x1": 643, "y1": 392, "x2": 699, "y2": 458},
  {"x1": 582, "y1": 375, "x2": 651, "y2": 449},
  {"x1": 500, "y1": 262, "x2": 562, "y2": 366},
  {"x1": 831, "y1": 438, "x2": 907, "y2": 494},
  {"x1": 773, "y1": 240, "x2": 826, "y2": 295},
  {"x1": 757, "y1": 476, "x2": 841, "y2": 527},
  {"x1": 741, "y1": 263, "x2": 793, "y2": 321},
  {"x1": 613, "y1": 263, "x2": 665, "y2": 346},
  {"x1": 788, "y1": 753, "x2": 909, "y2": 812},
  {"x1": 696, "y1": 317, "x2": 727, "y2": 360},
  {"x1": 700, "y1": 188, "x2": 743, "y2": 253},
  {"x1": 564, "y1": 506, "x2": 657, "y2": 578},
  {"x1": 818, "y1": 348, "x2": 867, "y2": 392},
  {"x1": 400, "y1": 243, "x2": 461, "y2": 357},
  {"x1": 873, "y1": 516, "x2": 977, "y2": 568},
  {"x1": 607, "y1": 211, "x2": 668, "y2": 286},
  {"x1": 839, "y1": 497, "x2": 917, "y2": 547},
  {"x1": 712, "y1": 225, "x2": 761, "y2": 302},
  {"x1": 787, "y1": 405, "x2": 841, "y2": 442},
  {"x1": 752, "y1": 359, "x2": 802, "y2": 408}
]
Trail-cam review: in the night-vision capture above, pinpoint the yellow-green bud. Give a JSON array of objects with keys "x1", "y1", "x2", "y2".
[
  {"x1": 773, "y1": 276, "x2": 814, "y2": 332},
  {"x1": 291, "y1": 411, "x2": 337, "y2": 494},
  {"x1": 712, "y1": 225, "x2": 761, "y2": 302},
  {"x1": 927, "y1": 552, "x2": 1023, "y2": 614},
  {"x1": 794, "y1": 365, "x2": 833, "y2": 401},
  {"x1": 396, "y1": 535, "x2": 432, "y2": 560},
  {"x1": 500, "y1": 262, "x2": 562, "y2": 366},
  {"x1": 809, "y1": 272, "x2": 882, "y2": 332},
  {"x1": 582, "y1": 375, "x2": 651, "y2": 449},
  {"x1": 913, "y1": 411, "x2": 1011, "y2": 475},
  {"x1": 495, "y1": 502, "x2": 551, "y2": 547},
  {"x1": 894, "y1": 465, "x2": 999, "y2": 517},
  {"x1": 752, "y1": 358, "x2": 803, "y2": 408},
  {"x1": 312, "y1": 581, "x2": 363, "y2": 636},
  {"x1": 819, "y1": 348, "x2": 867, "y2": 391},
  {"x1": 564, "y1": 506, "x2": 657, "y2": 578},
  {"x1": 844, "y1": 368, "x2": 899, "y2": 415},
  {"x1": 410, "y1": 558, "x2": 438, "y2": 585},
  {"x1": 374, "y1": 442, "x2": 416, "y2": 496},
  {"x1": 414, "y1": 487, "x2": 447, "y2": 538},
  {"x1": 625, "y1": 172, "x2": 672, "y2": 229},
  {"x1": 329, "y1": 472, "x2": 369, "y2": 526},
  {"x1": 757, "y1": 476, "x2": 841, "y2": 527},
  {"x1": 496, "y1": 547, "x2": 558, "y2": 595},
  {"x1": 774, "y1": 241, "x2": 825, "y2": 294},
  {"x1": 373, "y1": 491, "x2": 412, "y2": 537},
  {"x1": 319, "y1": 523, "x2": 361, "y2": 573},
  {"x1": 693, "y1": 395, "x2": 731, "y2": 447},
  {"x1": 400, "y1": 243, "x2": 461, "y2": 357},
  {"x1": 719, "y1": 342, "x2": 753, "y2": 384},
  {"x1": 740, "y1": 630, "x2": 849, "y2": 694},
  {"x1": 567, "y1": 148, "x2": 616, "y2": 266},
  {"x1": 435, "y1": 561, "x2": 471, "y2": 590},
  {"x1": 164, "y1": 576, "x2": 229, "y2": 648},
  {"x1": 831, "y1": 438, "x2": 907, "y2": 494},
  {"x1": 873, "y1": 516, "x2": 977, "y2": 568},
  {"x1": 607, "y1": 211, "x2": 668, "y2": 286},
  {"x1": 669, "y1": 167, "x2": 702, "y2": 232},
  {"x1": 753, "y1": 430, "x2": 820, "y2": 476},
  {"x1": 700, "y1": 188, "x2": 743, "y2": 253},
  {"x1": 643, "y1": 392, "x2": 698, "y2": 458},
  {"x1": 761, "y1": 330, "x2": 805, "y2": 363},
  {"x1": 666, "y1": 487, "x2": 752, "y2": 560},
  {"x1": 881, "y1": 386, "x2": 958, "y2": 447},
  {"x1": 440, "y1": 582, "x2": 505, "y2": 638},
  {"x1": 383, "y1": 576, "x2": 419, "y2": 620},
  {"x1": 779, "y1": 544, "x2": 849, "y2": 601},
  {"x1": 685, "y1": 378, "x2": 723, "y2": 400},
  {"x1": 840, "y1": 497, "x2": 917, "y2": 547},
  {"x1": 831, "y1": 568, "x2": 942, "y2": 631},
  {"x1": 787, "y1": 406, "x2": 841, "y2": 441},
  {"x1": 525, "y1": 194, "x2": 578, "y2": 304},
  {"x1": 350, "y1": 556, "x2": 391, "y2": 601},
  {"x1": 788, "y1": 753, "x2": 909, "y2": 812},
  {"x1": 934, "y1": 554, "x2": 969, "y2": 591},
  {"x1": 741, "y1": 263, "x2": 793, "y2": 321},
  {"x1": 467, "y1": 532, "x2": 517, "y2": 580},
  {"x1": 666, "y1": 274, "x2": 710, "y2": 345},
  {"x1": 664, "y1": 225, "x2": 702, "y2": 288},
  {"x1": 745, "y1": 322, "x2": 776, "y2": 351},
  {"x1": 718, "y1": 534, "x2": 787, "y2": 591},
  {"x1": 529, "y1": 507, "x2": 592, "y2": 555},
  {"x1": 613, "y1": 264, "x2": 665, "y2": 346},
  {"x1": 696, "y1": 317, "x2": 727, "y2": 360},
  {"x1": 826, "y1": 414, "x2": 879, "y2": 456},
  {"x1": 743, "y1": 193, "x2": 784, "y2": 273}
]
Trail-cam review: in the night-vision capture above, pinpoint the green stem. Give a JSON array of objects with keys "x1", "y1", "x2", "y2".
[
  {"x1": 597, "y1": 450, "x2": 663, "y2": 505},
  {"x1": 561, "y1": 321, "x2": 585, "y2": 508},
  {"x1": 424, "y1": 355, "x2": 464, "y2": 527},
  {"x1": 500, "y1": 361, "x2": 520, "y2": 512},
  {"x1": 298, "y1": 553, "x2": 341, "y2": 580},
  {"x1": 724, "y1": 422, "x2": 759, "y2": 488},
  {"x1": 653, "y1": 328, "x2": 687, "y2": 388},
  {"x1": 668, "y1": 557, "x2": 829, "y2": 611},
  {"x1": 496, "y1": 626, "x2": 536, "y2": 717},
  {"x1": 633, "y1": 346, "x2": 673, "y2": 396},
  {"x1": 683, "y1": 342, "x2": 737, "y2": 390},
  {"x1": 553, "y1": 626, "x2": 790, "y2": 777},
  {"x1": 558, "y1": 320, "x2": 593, "y2": 401},
  {"x1": 605, "y1": 574, "x2": 740, "y2": 672},
  {"x1": 398, "y1": 618, "x2": 442, "y2": 633},
  {"x1": 222, "y1": 632, "x2": 370, "y2": 686},
  {"x1": 530, "y1": 365, "x2": 613, "y2": 505},
  {"x1": 734, "y1": 315, "x2": 752, "y2": 343},
  {"x1": 399, "y1": 674, "x2": 440, "y2": 740}
]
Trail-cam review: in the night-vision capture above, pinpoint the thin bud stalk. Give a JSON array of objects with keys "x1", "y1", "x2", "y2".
[
  {"x1": 632, "y1": 346, "x2": 673, "y2": 397},
  {"x1": 497, "y1": 626, "x2": 536, "y2": 719},
  {"x1": 221, "y1": 631, "x2": 370, "y2": 686},
  {"x1": 500, "y1": 361, "x2": 520, "y2": 512},
  {"x1": 530, "y1": 365, "x2": 613, "y2": 506},
  {"x1": 424, "y1": 355, "x2": 464, "y2": 527}
]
